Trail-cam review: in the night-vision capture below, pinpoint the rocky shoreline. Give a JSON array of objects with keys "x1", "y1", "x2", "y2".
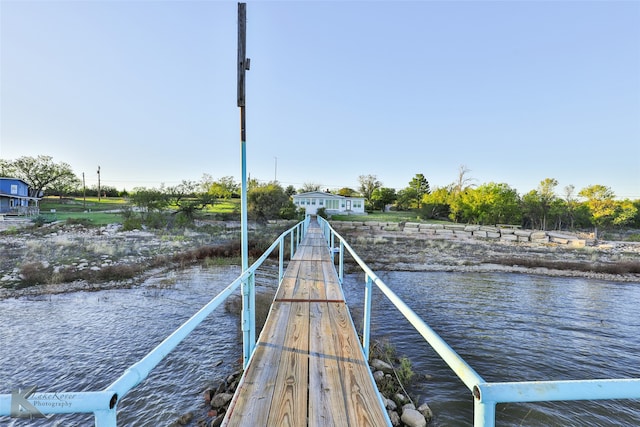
[{"x1": 1, "y1": 219, "x2": 639, "y2": 301}]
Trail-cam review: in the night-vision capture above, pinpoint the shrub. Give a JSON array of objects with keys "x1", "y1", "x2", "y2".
[
  {"x1": 316, "y1": 207, "x2": 328, "y2": 219},
  {"x1": 66, "y1": 218, "x2": 93, "y2": 227},
  {"x1": 31, "y1": 216, "x2": 50, "y2": 227},
  {"x1": 19, "y1": 262, "x2": 53, "y2": 285}
]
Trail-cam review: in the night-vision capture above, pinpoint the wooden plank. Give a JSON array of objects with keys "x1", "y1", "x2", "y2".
[
  {"x1": 308, "y1": 301, "x2": 349, "y2": 426},
  {"x1": 267, "y1": 301, "x2": 309, "y2": 426},
  {"x1": 223, "y1": 301, "x2": 291, "y2": 426},
  {"x1": 321, "y1": 261, "x2": 343, "y2": 301},
  {"x1": 328, "y1": 302, "x2": 388, "y2": 426}
]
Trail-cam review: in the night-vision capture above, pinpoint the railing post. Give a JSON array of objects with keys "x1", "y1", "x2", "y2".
[
  {"x1": 94, "y1": 408, "x2": 117, "y2": 427},
  {"x1": 339, "y1": 240, "x2": 344, "y2": 283},
  {"x1": 279, "y1": 235, "x2": 284, "y2": 284},
  {"x1": 330, "y1": 228, "x2": 334, "y2": 250},
  {"x1": 473, "y1": 391, "x2": 495, "y2": 427},
  {"x1": 363, "y1": 274, "x2": 373, "y2": 360},
  {"x1": 241, "y1": 272, "x2": 256, "y2": 368}
]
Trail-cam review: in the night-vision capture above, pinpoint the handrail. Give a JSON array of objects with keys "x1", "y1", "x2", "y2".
[
  {"x1": 0, "y1": 217, "x2": 309, "y2": 426},
  {"x1": 316, "y1": 216, "x2": 640, "y2": 427}
]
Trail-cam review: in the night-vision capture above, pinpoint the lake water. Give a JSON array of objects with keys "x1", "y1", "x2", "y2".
[{"x1": 1, "y1": 266, "x2": 639, "y2": 426}]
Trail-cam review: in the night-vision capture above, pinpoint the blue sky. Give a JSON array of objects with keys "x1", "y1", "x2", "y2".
[{"x1": 1, "y1": 0, "x2": 639, "y2": 199}]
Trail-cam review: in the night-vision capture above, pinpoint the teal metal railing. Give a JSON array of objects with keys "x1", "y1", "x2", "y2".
[
  {"x1": 317, "y1": 216, "x2": 640, "y2": 427},
  {"x1": 0, "y1": 217, "x2": 309, "y2": 426}
]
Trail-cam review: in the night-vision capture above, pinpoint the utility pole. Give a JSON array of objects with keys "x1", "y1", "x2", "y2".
[
  {"x1": 238, "y1": 2, "x2": 249, "y2": 272},
  {"x1": 97, "y1": 166, "x2": 101, "y2": 202},
  {"x1": 82, "y1": 172, "x2": 86, "y2": 209},
  {"x1": 238, "y1": 2, "x2": 254, "y2": 369},
  {"x1": 274, "y1": 157, "x2": 278, "y2": 182}
]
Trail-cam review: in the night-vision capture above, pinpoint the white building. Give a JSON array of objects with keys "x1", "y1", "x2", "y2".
[{"x1": 292, "y1": 191, "x2": 365, "y2": 216}]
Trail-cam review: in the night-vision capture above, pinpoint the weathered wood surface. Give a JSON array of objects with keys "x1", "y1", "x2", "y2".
[{"x1": 223, "y1": 222, "x2": 389, "y2": 426}]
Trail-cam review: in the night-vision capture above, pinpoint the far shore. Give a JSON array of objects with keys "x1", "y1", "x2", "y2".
[{"x1": 1, "y1": 219, "x2": 639, "y2": 300}]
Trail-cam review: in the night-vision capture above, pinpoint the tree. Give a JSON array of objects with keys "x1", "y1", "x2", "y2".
[
  {"x1": 337, "y1": 187, "x2": 357, "y2": 197},
  {"x1": 458, "y1": 182, "x2": 521, "y2": 225},
  {"x1": 46, "y1": 174, "x2": 82, "y2": 199},
  {"x1": 407, "y1": 173, "x2": 430, "y2": 209},
  {"x1": 130, "y1": 187, "x2": 169, "y2": 218},
  {"x1": 421, "y1": 187, "x2": 451, "y2": 219},
  {"x1": 370, "y1": 187, "x2": 397, "y2": 211},
  {"x1": 167, "y1": 180, "x2": 215, "y2": 221},
  {"x1": 453, "y1": 165, "x2": 474, "y2": 194},
  {"x1": 8, "y1": 155, "x2": 77, "y2": 197},
  {"x1": 248, "y1": 182, "x2": 290, "y2": 222},
  {"x1": 202, "y1": 175, "x2": 239, "y2": 199},
  {"x1": 538, "y1": 178, "x2": 558, "y2": 230},
  {"x1": 301, "y1": 182, "x2": 321, "y2": 193},
  {"x1": 563, "y1": 185, "x2": 578, "y2": 229},
  {"x1": 448, "y1": 165, "x2": 475, "y2": 223},
  {"x1": 579, "y1": 185, "x2": 616, "y2": 240},
  {"x1": 358, "y1": 174, "x2": 382, "y2": 207},
  {"x1": 284, "y1": 185, "x2": 296, "y2": 197}
]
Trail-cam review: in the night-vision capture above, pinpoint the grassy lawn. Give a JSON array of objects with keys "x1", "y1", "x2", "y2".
[
  {"x1": 331, "y1": 210, "x2": 449, "y2": 223},
  {"x1": 40, "y1": 197, "x2": 126, "y2": 212},
  {"x1": 36, "y1": 197, "x2": 241, "y2": 225}
]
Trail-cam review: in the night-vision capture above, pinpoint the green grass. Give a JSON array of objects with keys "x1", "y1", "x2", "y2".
[
  {"x1": 39, "y1": 211, "x2": 124, "y2": 226},
  {"x1": 37, "y1": 197, "x2": 240, "y2": 226},
  {"x1": 331, "y1": 210, "x2": 449, "y2": 224},
  {"x1": 40, "y1": 197, "x2": 126, "y2": 212},
  {"x1": 205, "y1": 198, "x2": 240, "y2": 213}
]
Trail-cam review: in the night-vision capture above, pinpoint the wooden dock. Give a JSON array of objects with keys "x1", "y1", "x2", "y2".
[{"x1": 222, "y1": 221, "x2": 389, "y2": 426}]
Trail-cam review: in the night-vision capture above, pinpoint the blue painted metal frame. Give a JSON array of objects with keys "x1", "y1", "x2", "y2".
[
  {"x1": 0, "y1": 218, "x2": 309, "y2": 426},
  {"x1": 317, "y1": 216, "x2": 640, "y2": 427}
]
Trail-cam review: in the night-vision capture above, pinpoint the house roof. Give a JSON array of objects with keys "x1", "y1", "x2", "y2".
[
  {"x1": 0, "y1": 177, "x2": 29, "y2": 185},
  {"x1": 293, "y1": 191, "x2": 363, "y2": 200}
]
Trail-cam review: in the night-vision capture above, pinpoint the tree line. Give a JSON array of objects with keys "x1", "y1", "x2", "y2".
[
  {"x1": 2, "y1": 156, "x2": 638, "y2": 237},
  {"x1": 357, "y1": 167, "x2": 639, "y2": 239}
]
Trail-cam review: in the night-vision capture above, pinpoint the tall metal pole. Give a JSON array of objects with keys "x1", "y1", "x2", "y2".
[
  {"x1": 238, "y1": 2, "x2": 254, "y2": 368},
  {"x1": 238, "y1": 2, "x2": 248, "y2": 272}
]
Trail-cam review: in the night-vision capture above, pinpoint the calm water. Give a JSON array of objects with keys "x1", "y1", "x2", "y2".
[
  {"x1": 1, "y1": 267, "x2": 639, "y2": 426},
  {"x1": 342, "y1": 271, "x2": 640, "y2": 427}
]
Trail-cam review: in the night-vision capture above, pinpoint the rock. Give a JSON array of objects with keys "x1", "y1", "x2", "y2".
[
  {"x1": 373, "y1": 370, "x2": 385, "y2": 382},
  {"x1": 393, "y1": 393, "x2": 409, "y2": 405},
  {"x1": 401, "y1": 408, "x2": 427, "y2": 427},
  {"x1": 385, "y1": 397, "x2": 397, "y2": 411},
  {"x1": 210, "y1": 392, "x2": 233, "y2": 409},
  {"x1": 388, "y1": 410, "x2": 401, "y2": 426},
  {"x1": 417, "y1": 402, "x2": 433, "y2": 422},
  {"x1": 210, "y1": 414, "x2": 225, "y2": 427},
  {"x1": 176, "y1": 412, "x2": 193, "y2": 425},
  {"x1": 402, "y1": 403, "x2": 416, "y2": 412},
  {"x1": 370, "y1": 358, "x2": 394, "y2": 374}
]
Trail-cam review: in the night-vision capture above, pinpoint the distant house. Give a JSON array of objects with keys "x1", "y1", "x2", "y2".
[
  {"x1": 0, "y1": 177, "x2": 40, "y2": 216},
  {"x1": 292, "y1": 191, "x2": 365, "y2": 216}
]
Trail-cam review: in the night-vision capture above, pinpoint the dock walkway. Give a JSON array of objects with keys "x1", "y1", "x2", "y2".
[{"x1": 222, "y1": 221, "x2": 389, "y2": 426}]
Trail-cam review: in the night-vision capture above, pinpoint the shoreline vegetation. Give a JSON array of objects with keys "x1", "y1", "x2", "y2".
[{"x1": 1, "y1": 216, "x2": 639, "y2": 300}]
